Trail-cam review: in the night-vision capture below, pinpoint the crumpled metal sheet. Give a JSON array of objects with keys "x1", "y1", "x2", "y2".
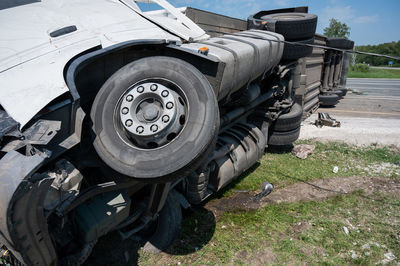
[{"x1": 0, "y1": 110, "x2": 19, "y2": 139}]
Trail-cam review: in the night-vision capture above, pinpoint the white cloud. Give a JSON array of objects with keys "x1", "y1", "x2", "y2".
[
  {"x1": 354, "y1": 15, "x2": 379, "y2": 24},
  {"x1": 320, "y1": 5, "x2": 354, "y2": 26}
]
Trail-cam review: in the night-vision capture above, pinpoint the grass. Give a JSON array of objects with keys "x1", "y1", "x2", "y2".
[
  {"x1": 136, "y1": 141, "x2": 400, "y2": 265},
  {"x1": 140, "y1": 192, "x2": 399, "y2": 265},
  {"x1": 348, "y1": 67, "x2": 400, "y2": 78},
  {"x1": 217, "y1": 141, "x2": 400, "y2": 197}
]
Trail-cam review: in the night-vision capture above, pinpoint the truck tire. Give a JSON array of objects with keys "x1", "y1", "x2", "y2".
[
  {"x1": 326, "y1": 38, "x2": 355, "y2": 49},
  {"x1": 260, "y1": 13, "x2": 317, "y2": 40},
  {"x1": 282, "y1": 37, "x2": 314, "y2": 61},
  {"x1": 272, "y1": 103, "x2": 303, "y2": 132},
  {"x1": 340, "y1": 88, "x2": 348, "y2": 96},
  {"x1": 319, "y1": 93, "x2": 340, "y2": 106},
  {"x1": 142, "y1": 190, "x2": 182, "y2": 253},
  {"x1": 185, "y1": 168, "x2": 210, "y2": 205},
  {"x1": 331, "y1": 89, "x2": 344, "y2": 98},
  {"x1": 91, "y1": 56, "x2": 219, "y2": 182},
  {"x1": 268, "y1": 126, "x2": 300, "y2": 146}
]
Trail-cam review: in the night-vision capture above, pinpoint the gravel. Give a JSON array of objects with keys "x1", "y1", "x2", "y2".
[{"x1": 300, "y1": 114, "x2": 400, "y2": 147}]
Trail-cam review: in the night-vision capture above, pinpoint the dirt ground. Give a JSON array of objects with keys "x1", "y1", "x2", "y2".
[
  {"x1": 206, "y1": 176, "x2": 400, "y2": 218},
  {"x1": 299, "y1": 114, "x2": 400, "y2": 148}
]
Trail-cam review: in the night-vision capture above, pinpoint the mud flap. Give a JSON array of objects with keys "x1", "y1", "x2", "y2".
[{"x1": 0, "y1": 150, "x2": 57, "y2": 265}]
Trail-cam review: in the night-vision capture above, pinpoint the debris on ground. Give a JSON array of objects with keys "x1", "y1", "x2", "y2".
[
  {"x1": 315, "y1": 112, "x2": 341, "y2": 128},
  {"x1": 381, "y1": 252, "x2": 396, "y2": 264},
  {"x1": 292, "y1": 144, "x2": 315, "y2": 159},
  {"x1": 343, "y1": 226, "x2": 350, "y2": 235},
  {"x1": 333, "y1": 166, "x2": 339, "y2": 173},
  {"x1": 251, "y1": 182, "x2": 274, "y2": 202},
  {"x1": 350, "y1": 89, "x2": 364, "y2": 95}
]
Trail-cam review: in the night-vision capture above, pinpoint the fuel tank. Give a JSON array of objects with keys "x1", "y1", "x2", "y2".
[{"x1": 181, "y1": 30, "x2": 284, "y2": 100}]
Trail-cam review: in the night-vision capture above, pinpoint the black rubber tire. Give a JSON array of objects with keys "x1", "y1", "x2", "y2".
[
  {"x1": 185, "y1": 169, "x2": 210, "y2": 205},
  {"x1": 331, "y1": 89, "x2": 344, "y2": 98},
  {"x1": 319, "y1": 93, "x2": 340, "y2": 106},
  {"x1": 142, "y1": 190, "x2": 182, "y2": 253},
  {"x1": 282, "y1": 37, "x2": 314, "y2": 61},
  {"x1": 91, "y1": 56, "x2": 219, "y2": 182},
  {"x1": 260, "y1": 13, "x2": 317, "y2": 40},
  {"x1": 268, "y1": 126, "x2": 301, "y2": 146},
  {"x1": 340, "y1": 88, "x2": 348, "y2": 96},
  {"x1": 326, "y1": 38, "x2": 354, "y2": 49},
  {"x1": 272, "y1": 103, "x2": 303, "y2": 132}
]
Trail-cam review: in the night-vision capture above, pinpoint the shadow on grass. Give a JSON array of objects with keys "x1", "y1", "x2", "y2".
[{"x1": 85, "y1": 206, "x2": 216, "y2": 265}]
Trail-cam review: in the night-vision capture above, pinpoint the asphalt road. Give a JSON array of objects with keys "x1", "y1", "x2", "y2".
[
  {"x1": 300, "y1": 78, "x2": 400, "y2": 147},
  {"x1": 319, "y1": 78, "x2": 400, "y2": 118}
]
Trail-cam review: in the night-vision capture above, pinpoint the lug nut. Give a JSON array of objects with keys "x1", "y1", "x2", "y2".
[
  {"x1": 150, "y1": 84, "x2": 158, "y2": 91},
  {"x1": 161, "y1": 90, "x2": 169, "y2": 97},
  {"x1": 125, "y1": 119, "x2": 133, "y2": 127},
  {"x1": 150, "y1": 125, "x2": 158, "y2": 132},
  {"x1": 137, "y1": 86, "x2": 144, "y2": 93},
  {"x1": 166, "y1": 102, "x2": 174, "y2": 109},
  {"x1": 121, "y1": 107, "x2": 129, "y2": 115},
  {"x1": 162, "y1": 115, "x2": 170, "y2": 123},
  {"x1": 136, "y1": 126, "x2": 144, "y2": 134},
  {"x1": 126, "y1": 95, "x2": 133, "y2": 102}
]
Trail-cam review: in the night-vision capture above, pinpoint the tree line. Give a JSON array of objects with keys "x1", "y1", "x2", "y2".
[{"x1": 354, "y1": 41, "x2": 400, "y2": 66}]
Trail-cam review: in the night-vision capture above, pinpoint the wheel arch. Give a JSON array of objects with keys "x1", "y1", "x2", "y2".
[{"x1": 64, "y1": 40, "x2": 223, "y2": 112}]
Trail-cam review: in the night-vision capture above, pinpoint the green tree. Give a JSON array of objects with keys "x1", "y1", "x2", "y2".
[{"x1": 323, "y1": 18, "x2": 350, "y2": 38}]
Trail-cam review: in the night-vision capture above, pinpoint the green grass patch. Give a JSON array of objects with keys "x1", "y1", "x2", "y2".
[
  {"x1": 348, "y1": 68, "x2": 400, "y2": 78},
  {"x1": 140, "y1": 191, "x2": 400, "y2": 265},
  {"x1": 138, "y1": 141, "x2": 400, "y2": 265},
  {"x1": 217, "y1": 141, "x2": 400, "y2": 196}
]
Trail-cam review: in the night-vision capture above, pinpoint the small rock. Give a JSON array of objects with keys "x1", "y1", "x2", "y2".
[
  {"x1": 343, "y1": 226, "x2": 349, "y2": 235},
  {"x1": 362, "y1": 243, "x2": 370, "y2": 250},
  {"x1": 221, "y1": 225, "x2": 226, "y2": 229},
  {"x1": 292, "y1": 144, "x2": 315, "y2": 159},
  {"x1": 333, "y1": 166, "x2": 339, "y2": 173},
  {"x1": 351, "y1": 250, "x2": 357, "y2": 259},
  {"x1": 381, "y1": 252, "x2": 396, "y2": 264}
]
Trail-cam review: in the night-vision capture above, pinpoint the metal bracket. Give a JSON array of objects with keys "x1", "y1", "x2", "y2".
[{"x1": 315, "y1": 112, "x2": 341, "y2": 128}]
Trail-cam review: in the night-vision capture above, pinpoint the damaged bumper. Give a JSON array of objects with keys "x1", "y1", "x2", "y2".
[{"x1": 0, "y1": 150, "x2": 57, "y2": 265}]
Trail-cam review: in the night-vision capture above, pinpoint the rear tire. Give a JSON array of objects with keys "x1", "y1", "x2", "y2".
[
  {"x1": 260, "y1": 13, "x2": 317, "y2": 40},
  {"x1": 142, "y1": 190, "x2": 182, "y2": 253},
  {"x1": 268, "y1": 126, "x2": 301, "y2": 146},
  {"x1": 272, "y1": 103, "x2": 303, "y2": 132},
  {"x1": 282, "y1": 37, "x2": 314, "y2": 61},
  {"x1": 326, "y1": 38, "x2": 354, "y2": 49},
  {"x1": 331, "y1": 89, "x2": 344, "y2": 98},
  {"x1": 319, "y1": 94, "x2": 340, "y2": 106}
]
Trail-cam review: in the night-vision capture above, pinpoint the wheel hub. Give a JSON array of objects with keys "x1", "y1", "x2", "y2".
[{"x1": 118, "y1": 82, "x2": 186, "y2": 148}]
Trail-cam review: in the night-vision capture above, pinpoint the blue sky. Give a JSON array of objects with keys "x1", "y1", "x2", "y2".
[{"x1": 142, "y1": 0, "x2": 399, "y2": 45}]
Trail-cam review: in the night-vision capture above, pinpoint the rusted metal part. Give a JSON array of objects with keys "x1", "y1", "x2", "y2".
[{"x1": 315, "y1": 112, "x2": 341, "y2": 128}]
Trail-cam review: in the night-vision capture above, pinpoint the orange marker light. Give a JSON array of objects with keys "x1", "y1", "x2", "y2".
[{"x1": 198, "y1": 46, "x2": 209, "y2": 55}]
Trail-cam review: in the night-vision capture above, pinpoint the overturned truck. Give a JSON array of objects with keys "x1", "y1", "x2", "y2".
[{"x1": 0, "y1": 1, "x2": 352, "y2": 265}]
